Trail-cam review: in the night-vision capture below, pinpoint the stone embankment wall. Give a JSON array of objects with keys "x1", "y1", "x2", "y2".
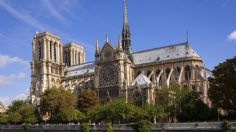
[{"x1": 0, "y1": 122, "x2": 235, "y2": 132}]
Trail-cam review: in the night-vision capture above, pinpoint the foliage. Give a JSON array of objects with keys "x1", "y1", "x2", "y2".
[
  {"x1": 56, "y1": 108, "x2": 85, "y2": 123},
  {"x1": 23, "y1": 123, "x2": 32, "y2": 131},
  {"x1": 141, "y1": 104, "x2": 167, "y2": 123},
  {"x1": 81, "y1": 123, "x2": 90, "y2": 132},
  {"x1": 40, "y1": 87, "x2": 76, "y2": 122},
  {"x1": 18, "y1": 104, "x2": 40, "y2": 123},
  {"x1": 88, "y1": 99, "x2": 137, "y2": 123},
  {"x1": 156, "y1": 84, "x2": 187, "y2": 121},
  {"x1": 7, "y1": 100, "x2": 27, "y2": 113},
  {"x1": 7, "y1": 101, "x2": 40, "y2": 124},
  {"x1": 208, "y1": 56, "x2": 236, "y2": 113},
  {"x1": 0, "y1": 113, "x2": 7, "y2": 124},
  {"x1": 87, "y1": 104, "x2": 105, "y2": 121},
  {"x1": 222, "y1": 120, "x2": 232, "y2": 131},
  {"x1": 177, "y1": 91, "x2": 217, "y2": 122},
  {"x1": 8, "y1": 111, "x2": 22, "y2": 124},
  {"x1": 77, "y1": 89, "x2": 99, "y2": 113},
  {"x1": 105, "y1": 123, "x2": 113, "y2": 132},
  {"x1": 130, "y1": 120, "x2": 152, "y2": 132}
]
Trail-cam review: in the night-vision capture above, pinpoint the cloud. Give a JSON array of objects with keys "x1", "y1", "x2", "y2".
[
  {"x1": 0, "y1": 89, "x2": 29, "y2": 107},
  {"x1": 228, "y1": 30, "x2": 236, "y2": 42},
  {"x1": 0, "y1": 55, "x2": 28, "y2": 68},
  {"x1": 41, "y1": 0, "x2": 67, "y2": 22},
  {"x1": 0, "y1": 72, "x2": 27, "y2": 86},
  {"x1": 0, "y1": 0, "x2": 46, "y2": 30}
]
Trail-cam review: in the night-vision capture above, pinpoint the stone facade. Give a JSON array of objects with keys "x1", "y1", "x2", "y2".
[{"x1": 30, "y1": 0, "x2": 211, "y2": 106}]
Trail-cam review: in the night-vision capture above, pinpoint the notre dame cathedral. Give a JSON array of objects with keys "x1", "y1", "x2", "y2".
[{"x1": 30, "y1": 0, "x2": 211, "y2": 106}]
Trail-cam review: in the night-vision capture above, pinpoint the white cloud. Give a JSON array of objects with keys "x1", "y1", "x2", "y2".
[
  {"x1": 0, "y1": 72, "x2": 27, "y2": 86},
  {"x1": 41, "y1": 0, "x2": 67, "y2": 22},
  {"x1": 0, "y1": 0, "x2": 46, "y2": 30},
  {"x1": 0, "y1": 55, "x2": 28, "y2": 68},
  {"x1": 0, "y1": 89, "x2": 29, "y2": 107},
  {"x1": 228, "y1": 30, "x2": 236, "y2": 42}
]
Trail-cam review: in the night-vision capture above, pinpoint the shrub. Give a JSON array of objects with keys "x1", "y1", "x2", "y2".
[
  {"x1": 81, "y1": 123, "x2": 90, "y2": 132},
  {"x1": 131, "y1": 120, "x2": 152, "y2": 132},
  {"x1": 105, "y1": 123, "x2": 113, "y2": 132}
]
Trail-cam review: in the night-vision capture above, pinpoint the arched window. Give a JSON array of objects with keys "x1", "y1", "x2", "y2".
[
  {"x1": 78, "y1": 52, "x2": 81, "y2": 64},
  {"x1": 54, "y1": 43, "x2": 57, "y2": 62},
  {"x1": 38, "y1": 42, "x2": 41, "y2": 60},
  {"x1": 156, "y1": 69, "x2": 161, "y2": 76},
  {"x1": 165, "y1": 68, "x2": 171, "y2": 80},
  {"x1": 134, "y1": 92, "x2": 142, "y2": 107},
  {"x1": 185, "y1": 65, "x2": 191, "y2": 81},
  {"x1": 50, "y1": 41, "x2": 53, "y2": 59},
  {"x1": 64, "y1": 51, "x2": 67, "y2": 64},
  {"x1": 146, "y1": 70, "x2": 151, "y2": 77},
  {"x1": 175, "y1": 67, "x2": 181, "y2": 80}
]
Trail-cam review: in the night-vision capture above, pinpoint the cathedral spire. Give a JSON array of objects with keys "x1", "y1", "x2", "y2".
[
  {"x1": 122, "y1": 0, "x2": 133, "y2": 62},
  {"x1": 122, "y1": 0, "x2": 131, "y2": 53},
  {"x1": 123, "y1": 0, "x2": 129, "y2": 33}
]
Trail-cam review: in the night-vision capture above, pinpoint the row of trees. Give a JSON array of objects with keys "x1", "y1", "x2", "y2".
[
  {"x1": 1, "y1": 56, "x2": 235, "y2": 125},
  {"x1": 0, "y1": 86, "x2": 217, "y2": 125}
]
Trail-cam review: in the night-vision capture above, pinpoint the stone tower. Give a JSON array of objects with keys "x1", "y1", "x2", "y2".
[{"x1": 30, "y1": 32, "x2": 64, "y2": 104}]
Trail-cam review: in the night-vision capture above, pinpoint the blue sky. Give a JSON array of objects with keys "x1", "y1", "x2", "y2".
[{"x1": 0, "y1": 0, "x2": 235, "y2": 106}]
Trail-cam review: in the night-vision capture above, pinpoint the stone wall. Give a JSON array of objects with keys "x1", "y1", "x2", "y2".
[{"x1": 0, "y1": 122, "x2": 235, "y2": 132}]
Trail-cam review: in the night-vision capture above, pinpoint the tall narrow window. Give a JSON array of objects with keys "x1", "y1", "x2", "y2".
[
  {"x1": 175, "y1": 67, "x2": 181, "y2": 80},
  {"x1": 185, "y1": 65, "x2": 191, "y2": 81},
  {"x1": 165, "y1": 68, "x2": 171, "y2": 80},
  {"x1": 50, "y1": 41, "x2": 52, "y2": 59},
  {"x1": 54, "y1": 43, "x2": 56, "y2": 62},
  {"x1": 64, "y1": 51, "x2": 67, "y2": 65},
  {"x1": 38, "y1": 42, "x2": 41, "y2": 60},
  {"x1": 78, "y1": 52, "x2": 81, "y2": 64},
  {"x1": 134, "y1": 92, "x2": 142, "y2": 107}
]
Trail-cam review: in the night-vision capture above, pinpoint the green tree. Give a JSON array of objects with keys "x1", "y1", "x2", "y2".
[
  {"x1": 105, "y1": 99, "x2": 136, "y2": 123},
  {"x1": 77, "y1": 89, "x2": 99, "y2": 113},
  {"x1": 56, "y1": 108, "x2": 85, "y2": 123},
  {"x1": 156, "y1": 84, "x2": 187, "y2": 122},
  {"x1": 40, "y1": 87, "x2": 76, "y2": 122},
  {"x1": 8, "y1": 111, "x2": 22, "y2": 124},
  {"x1": 177, "y1": 91, "x2": 217, "y2": 122},
  {"x1": 208, "y1": 56, "x2": 236, "y2": 114},
  {"x1": 0, "y1": 113, "x2": 7, "y2": 124},
  {"x1": 88, "y1": 99, "x2": 137, "y2": 123},
  {"x1": 7, "y1": 100, "x2": 40, "y2": 124},
  {"x1": 18, "y1": 104, "x2": 40, "y2": 123},
  {"x1": 7, "y1": 100, "x2": 26, "y2": 113},
  {"x1": 141, "y1": 104, "x2": 167, "y2": 123}
]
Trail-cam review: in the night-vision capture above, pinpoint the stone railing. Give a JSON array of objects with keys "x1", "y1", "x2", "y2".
[{"x1": 0, "y1": 122, "x2": 236, "y2": 132}]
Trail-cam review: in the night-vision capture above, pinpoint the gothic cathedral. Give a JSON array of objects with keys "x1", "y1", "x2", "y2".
[{"x1": 30, "y1": 0, "x2": 211, "y2": 106}]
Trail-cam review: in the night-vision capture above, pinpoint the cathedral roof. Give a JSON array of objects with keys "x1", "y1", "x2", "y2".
[
  {"x1": 133, "y1": 42, "x2": 200, "y2": 65},
  {"x1": 131, "y1": 73, "x2": 151, "y2": 86},
  {"x1": 64, "y1": 62, "x2": 95, "y2": 77}
]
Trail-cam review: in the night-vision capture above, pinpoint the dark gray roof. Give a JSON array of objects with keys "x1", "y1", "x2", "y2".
[
  {"x1": 133, "y1": 42, "x2": 200, "y2": 65},
  {"x1": 64, "y1": 62, "x2": 95, "y2": 77}
]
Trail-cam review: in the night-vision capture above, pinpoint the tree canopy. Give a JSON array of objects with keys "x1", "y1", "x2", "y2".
[
  {"x1": 7, "y1": 100, "x2": 40, "y2": 124},
  {"x1": 77, "y1": 89, "x2": 99, "y2": 113},
  {"x1": 208, "y1": 56, "x2": 236, "y2": 113},
  {"x1": 40, "y1": 87, "x2": 83, "y2": 123},
  {"x1": 177, "y1": 91, "x2": 217, "y2": 122}
]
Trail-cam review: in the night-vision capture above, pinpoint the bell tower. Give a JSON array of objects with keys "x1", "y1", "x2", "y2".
[{"x1": 30, "y1": 32, "x2": 64, "y2": 104}]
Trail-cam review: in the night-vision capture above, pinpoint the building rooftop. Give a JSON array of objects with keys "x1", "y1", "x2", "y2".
[
  {"x1": 131, "y1": 73, "x2": 151, "y2": 86},
  {"x1": 133, "y1": 42, "x2": 200, "y2": 65},
  {"x1": 64, "y1": 62, "x2": 95, "y2": 77}
]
